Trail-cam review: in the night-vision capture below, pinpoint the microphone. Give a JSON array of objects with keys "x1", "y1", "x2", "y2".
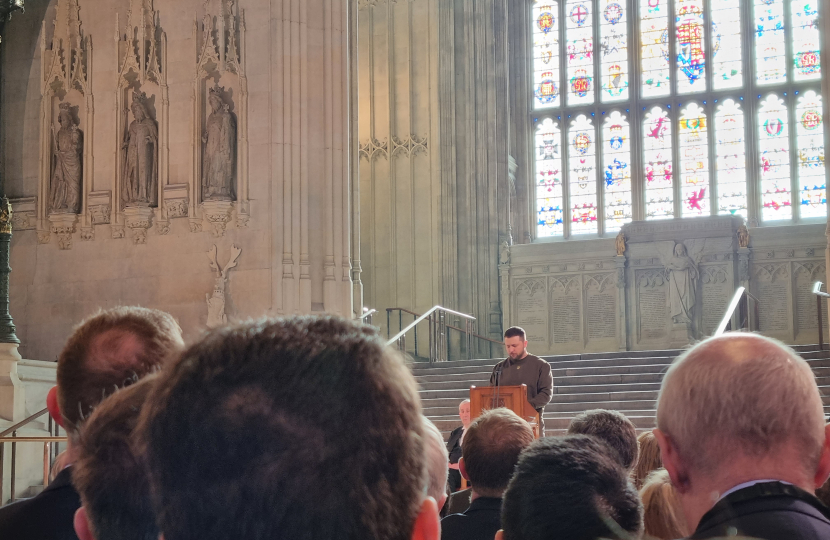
[{"x1": 492, "y1": 367, "x2": 503, "y2": 410}]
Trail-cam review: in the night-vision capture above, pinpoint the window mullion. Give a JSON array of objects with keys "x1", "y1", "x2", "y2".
[
  {"x1": 743, "y1": 0, "x2": 761, "y2": 226},
  {"x1": 594, "y1": 1, "x2": 605, "y2": 235}
]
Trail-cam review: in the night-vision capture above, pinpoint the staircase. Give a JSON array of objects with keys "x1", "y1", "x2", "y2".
[{"x1": 414, "y1": 345, "x2": 830, "y2": 439}]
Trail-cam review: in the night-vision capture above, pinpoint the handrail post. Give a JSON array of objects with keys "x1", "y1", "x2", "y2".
[
  {"x1": 440, "y1": 311, "x2": 447, "y2": 362},
  {"x1": 818, "y1": 294, "x2": 825, "y2": 351},
  {"x1": 428, "y1": 313, "x2": 434, "y2": 364},
  {"x1": 414, "y1": 314, "x2": 419, "y2": 359},
  {"x1": 0, "y1": 441, "x2": 4, "y2": 503},
  {"x1": 43, "y1": 442, "x2": 50, "y2": 487},
  {"x1": 10, "y1": 431, "x2": 16, "y2": 503},
  {"x1": 386, "y1": 310, "x2": 391, "y2": 339}
]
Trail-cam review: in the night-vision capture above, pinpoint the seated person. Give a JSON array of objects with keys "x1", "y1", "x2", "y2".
[
  {"x1": 423, "y1": 417, "x2": 450, "y2": 512},
  {"x1": 567, "y1": 409, "x2": 638, "y2": 473},
  {"x1": 446, "y1": 399, "x2": 470, "y2": 492},
  {"x1": 639, "y1": 468, "x2": 689, "y2": 540},
  {"x1": 634, "y1": 430, "x2": 662, "y2": 490}
]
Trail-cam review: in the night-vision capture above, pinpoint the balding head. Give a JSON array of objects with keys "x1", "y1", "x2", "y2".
[
  {"x1": 421, "y1": 418, "x2": 449, "y2": 508},
  {"x1": 657, "y1": 333, "x2": 825, "y2": 475}
]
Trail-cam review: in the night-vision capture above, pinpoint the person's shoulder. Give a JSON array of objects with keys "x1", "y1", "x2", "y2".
[
  {"x1": 0, "y1": 470, "x2": 81, "y2": 538},
  {"x1": 526, "y1": 354, "x2": 548, "y2": 366}
]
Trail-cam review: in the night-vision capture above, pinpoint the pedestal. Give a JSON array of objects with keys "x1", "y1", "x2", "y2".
[
  {"x1": 48, "y1": 213, "x2": 78, "y2": 250},
  {"x1": 202, "y1": 200, "x2": 233, "y2": 238},
  {"x1": 123, "y1": 206, "x2": 154, "y2": 245},
  {"x1": 0, "y1": 343, "x2": 24, "y2": 422}
]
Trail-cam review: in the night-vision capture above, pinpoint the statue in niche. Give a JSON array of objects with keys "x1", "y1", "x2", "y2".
[
  {"x1": 122, "y1": 92, "x2": 158, "y2": 207},
  {"x1": 49, "y1": 103, "x2": 83, "y2": 214},
  {"x1": 206, "y1": 244, "x2": 241, "y2": 328},
  {"x1": 664, "y1": 243, "x2": 700, "y2": 325},
  {"x1": 737, "y1": 224, "x2": 750, "y2": 248},
  {"x1": 499, "y1": 241, "x2": 510, "y2": 265},
  {"x1": 615, "y1": 231, "x2": 626, "y2": 256},
  {"x1": 202, "y1": 86, "x2": 236, "y2": 201}
]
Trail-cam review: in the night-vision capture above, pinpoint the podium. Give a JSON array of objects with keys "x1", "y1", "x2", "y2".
[{"x1": 469, "y1": 384, "x2": 541, "y2": 439}]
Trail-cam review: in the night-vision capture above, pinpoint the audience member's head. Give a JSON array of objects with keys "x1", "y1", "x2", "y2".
[
  {"x1": 139, "y1": 316, "x2": 439, "y2": 540},
  {"x1": 460, "y1": 408, "x2": 534, "y2": 498},
  {"x1": 639, "y1": 468, "x2": 689, "y2": 540},
  {"x1": 50, "y1": 450, "x2": 70, "y2": 482},
  {"x1": 498, "y1": 435, "x2": 643, "y2": 540},
  {"x1": 567, "y1": 409, "x2": 638, "y2": 472},
  {"x1": 422, "y1": 417, "x2": 449, "y2": 511},
  {"x1": 656, "y1": 334, "x2": 830, "y2": 530},
  {"x1": 55, "y1": 306, "x2": 183, "y2": 441},
  {"x1": 72, "y1": 377, "x2": 157, "y2": 540},
  {"x1": 634, "y1": 430, "x2": 662, "y2": 490},
  {"x1": 459, "y1": 399, "x2": 471, "y2": 429}
]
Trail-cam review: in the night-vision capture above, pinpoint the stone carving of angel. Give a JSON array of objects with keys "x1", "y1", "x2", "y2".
[{"x1": 655, "y1": 240, "x2": 705, "y2": 330}]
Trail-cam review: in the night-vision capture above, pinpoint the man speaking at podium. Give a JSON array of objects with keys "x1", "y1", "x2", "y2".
[{"x1": 489, "y1": 327, "x2": 553, "y2": 436}]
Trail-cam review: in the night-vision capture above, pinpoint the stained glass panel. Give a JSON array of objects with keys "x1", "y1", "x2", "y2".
[
  {"x1": 599, "y1": 0, "x2": 629, "y2": 102},
  {"x1": 533, "y1": 2, "x2": 562, "y2": 109},
  {"x1": 566, "y1": 1, "x2": 594, "y2": 105},
  {"x1": 795, "y1": 91, "x2": 826, "y2": 218},
  {"x1": 569, "y1": 115, "x2": 598, "y2": 234},
  {"x1": 675, "y1": 0, "x2": 707, "y2": 94},
  {"x1": 758, "y1": 95, "x2": 792, "y2": 221},
  {"x1": 602, "y1": 111, "x2": 632, "y2": 231},
  {"x1": 754, "y1": 0, "x2": 787, "y2": 85},
  {"x1": 678, "y1": 103, "x2": 710, "y2": 216},
  {"x1": 536, "y1": 119, "x2": 565, "y2": 237},
  {"x1": 711, "y1": 0, "x2": 742, "y2": 90},
  {"x1": 715, "y1": 99, "x2": 748, "y2": 216},
  {"x1": 791, "y1": 2, "x2": 821, "y2": 82},
  {"x1": 640, "y1": 0, "x2": 671, "y2": 97},
  {"x1": 644, "y1": 107, "x2": 674, "y2": 219}
]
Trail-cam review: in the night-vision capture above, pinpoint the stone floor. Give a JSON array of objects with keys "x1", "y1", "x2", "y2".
[{"x1": 415, "y1": 345, "x2": 830, "y2": 439}]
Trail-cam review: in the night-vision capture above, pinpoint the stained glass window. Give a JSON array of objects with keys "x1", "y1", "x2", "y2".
[
  {"x1": 640, "y1": 0, "x2": 671, "y2": 98},
  {"x1": 569, "y1": 115, "x2": 598, "y2": 234},
  {"x1": 754, "y1": 0, "x2": 787, "y2": 85},
  {"x1": 795, "y1": 91, "x2": 826, "y2": 218},
  {"x1": 758, "y1": 94, "x2": 792, "y2": 221},
  {"x1": 678, "y1": 103, "x2": 710, "y2": 216},
  {"x1": 536, "y1": 119, "x2": 565, "y2": 237},
  {"x1": 715, "y1": 99, "x2": 748, "y2": 217},
  {"x1": 599, "y1": 0, "x2": 629, "y2": 102},
  {"x1": 675, "y1": 0, "x2": 707, "y2": 94},
  {"x1": 711, "y1": 0, "x2": 742, "y2": 90},
  {"x1": 791, "y1": 2, "x2": 821, "y2": 82},
  {"x1": 602, "y1": 112, "x2": 632, "y2": 231},
  {"x1": 644, "y1": 107, "x2": 674, "y2": 219},
  {"x1": 533, "y1": 2, "x2": 561, "y2": 109},
  {"x1": 566, "y1": 1, "x2": 594, "y2": 105}
]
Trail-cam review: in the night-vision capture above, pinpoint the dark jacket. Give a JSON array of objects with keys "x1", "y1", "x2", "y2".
[
  {"x1": 489, "y1": 354, "x2": 552, "y2": 411},
  {"x1": 0, "y1": 467, "x2": 81, "y2": 540},
  {"x1": 441, "y1": 497, "x2": 502, "y2": 540},
  {"x1": 447, "y1": 426, "x2": 463, "y2": 464},
  {"x1": 691, "y1": 482, "x2": 830, "y2": 540}
]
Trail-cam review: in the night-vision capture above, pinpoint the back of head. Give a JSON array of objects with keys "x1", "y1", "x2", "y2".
[
  {"x1": 422, "y1": 417, "x2": 449, "y2": 503},
  {"x1": 501, "y1": 435, "x2": 643, "y2": 540},
  {"x1": 634, "y1": 430, "x2": 662, "y2": 490},
  {"x1": 639, "y1": 468, "x2": 689, "y2": 540},
  {"x1": 139, "y1": 316, "x2": 426, "y2": 540},
  {"x1": 567, "y1": 409, "x2": 638, "y2": 471},
  {"x1": 58, "y1": 306, "x2": 183, "y2": 436},
  {"x1": 73, "y1": 377, "x2": 158, "y2": 540},
  {"x1": 462, "y1": 408, "x2": 533, "y2": 497},
  {"x1": 656, "y1": 334, "x2": 826, "y2": 475}
]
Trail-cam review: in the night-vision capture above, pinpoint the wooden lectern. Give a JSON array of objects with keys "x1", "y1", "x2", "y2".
[{"x1": 469, "y1": 384, "x2": 541, "y2": 439}]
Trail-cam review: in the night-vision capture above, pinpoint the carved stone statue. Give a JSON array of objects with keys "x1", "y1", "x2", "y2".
[
  {"x1": 122, "y1": 92, "x2": 158, "y2": 207},
  {"x1": 615, "y1": 231, "x2": 626, "y2": 256},
  {"x1": 49, "y1": 103, "x2": 83, "y2": 214},
  {"x1": 0, "y1": 198, "x2": 12, "y2": 234},
  {"x1": 737, "y1": 224, "x2": 750, "y2": 248},
  {"x1": 665, "y1": 243, "x2": 700, "y2": 325},
  {"x1": 206, "y1": 244, "x2": 242, "y2": 328},
  {"x1": 499, "y1": 241, "x2": 510, "y2": 265},
  {"x1": 202, "y1": 87, "x2": 236, "y2": 201}
]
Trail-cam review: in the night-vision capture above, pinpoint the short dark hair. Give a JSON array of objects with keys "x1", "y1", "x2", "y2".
[
  {"x1": 139, "y1": 316, "x2": 426, "y2": 540},
  {"x1": 504, "y1": 327, "x2": 526, "y2": 340},
  {"x1": 501, "y1": 435, "x2": 643, "y2": 540},
  {"x1": 57, "y1": 306, "x2": 182, "y2": 435},
  {"x1": 567, "y1": 409, "x2": 639, "y2": 471},
  {"x1": 462, "y1": 408, "x2": 533, "y2": 496},
  {"x1": 72, "y1": 377, "x2": 158, "y2": 540}
]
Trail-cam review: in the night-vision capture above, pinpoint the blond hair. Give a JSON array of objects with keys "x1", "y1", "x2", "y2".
[
  {"x1": 639, "y1": 469, "x2": 689, "y2": 540},
  {"x1": 633, "y1": 430, "x2": 662, "y2": 490}
]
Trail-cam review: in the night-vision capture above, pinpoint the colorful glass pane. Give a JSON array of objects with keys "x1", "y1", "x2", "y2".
[
  {"x1": 715, "y1": 99, "x2": 748, "y2": 217},
  {"x1": 758, "y1": 95, "x2": 792, "y2": 221},
  {"x1": 533, "y1": 2, "x2": 561, "y2": 109},
  {"x1": 599, "y1": 0, "x2": 629, "y2": 102},
  {"x1": 678, "y1": 103, "x2": 710, "y2": 216},
  {"x1": 640, "y1": 0, "x2": 670, "y2": 98},
  {"x1": 569, "y1": 115, "x2": 598, "y2": 234},
  {"x1": 536, "y1": 119, "x2": 565, "y2": 237},
  {"x1": 791, "y1": 2, "x2": 821, "y2": 82},
  {"x1": 795, "y1": 91, "x2": 826, "y2": 219},
  {"x1": 754, "y1": 0, "x2": 787, "y2": 85},
  {"x1": 644, "y1": 107, "x2": 674, "y2": 219},
  {"x1": 675, "y1": 0, "x2": 707, "y2": 94},
  {"x1": 711, "y1": 0, "x2": 742, "y2": 90},
  {"x1": 602, "y1": 111, "x2": 633, "y2": 231},
  {"x1": 566, "y1": 0, "x2": 595, "y2": 105}
]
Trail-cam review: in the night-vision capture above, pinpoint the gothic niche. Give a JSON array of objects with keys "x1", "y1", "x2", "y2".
[
  {"x1": 202, "y1": 86, "x2": 236, "y2": 202},
  {"x1": 122, "y1": 91, "x2": 159, "y2": 208},
  {"x1": 50, "y1": 103, "x2": 83, "y2": 215}
]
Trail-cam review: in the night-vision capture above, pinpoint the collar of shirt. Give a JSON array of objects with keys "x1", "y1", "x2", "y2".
[{"x1": 718, "y1": 479, "x2": 793, "y2": 501}]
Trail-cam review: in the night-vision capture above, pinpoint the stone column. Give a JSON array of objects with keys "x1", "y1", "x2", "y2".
[{"x1": 615, "y1": 255, "x2": 628, "y2": 351}]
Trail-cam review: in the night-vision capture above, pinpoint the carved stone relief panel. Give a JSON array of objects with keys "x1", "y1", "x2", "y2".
[
  {"x1": 10, "y1": 198, "x2": 36, "y2": 231},
  {"x1": 550, "y1": 276, "x2": 582, "y2": 347},
  {"x1": 753, "y1": 264, "x2": 792, "y2": 338},
  {"x1": 585, "y1": 274, "x2": 617, "y2": 347},
  {"x1": 514, "y1": 279, "x2": 548, "y2": 347},
  {"x1": 794, "y1": 262, "x2": 828, "y2": 339},
  {"x1": 699, "y1": 265, "x2": 731, "y2": 337},
  {"x1": 635, "y1": 269, "x2": 669, "y2": 344}
]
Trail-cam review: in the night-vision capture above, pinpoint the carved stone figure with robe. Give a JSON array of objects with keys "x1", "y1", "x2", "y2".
[
  {"x1": 665, "y1": 243, "x2": 699, "y2": 325},
  {"x1": 49, "y1": 104, "x2": 83, "y2": 214},
  {"x1": 122, "y1": 92, "x2": 158, "y2": 207},
  {"x1": 202, "y1": 88, "x2": 236, "y2": 201}
]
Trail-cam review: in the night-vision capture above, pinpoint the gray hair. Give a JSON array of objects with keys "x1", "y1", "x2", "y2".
[
  {"x1": 656, "y1": 333, "x2": 825, "y2": 474},
  {"x1": 421, "y1": 417, "x2": 449, "y2": 502}
]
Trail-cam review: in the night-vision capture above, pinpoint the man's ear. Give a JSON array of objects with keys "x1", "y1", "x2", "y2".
[
  {"x1": 459, "y1": 457, "x2": 469, "y2": 481},
  {"x1": 411, "y1": 497, "x2": 440, "y2": 540},
  {"x1": 813, "y1": 424, "x2": 830, "y2": 489},
  {"x1": 654, "y1": 428, "x2": 691, "y2": 494},
  {"x1": 46, "y1": 386, "x2": 65, "y2": 428},
  {"x1": 495, "y1": 530, "x2": 504, "y2": 540},
  {"x1": 74, "y1": 507, "x2": 95, "y2": 540}
]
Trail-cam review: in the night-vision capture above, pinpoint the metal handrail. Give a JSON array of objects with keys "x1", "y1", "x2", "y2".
[
  {"x1": 813, "y1": 282, "x2": 829, "y2": 350},
  {"x1": 357, "y1": 308, "x2": 377, "y2": 320},
  {"x1": 386, "y1": 306, "x2": 478, "y2": 363},
  {"x1": 715, "y1": 286, "x2": 761, "y2": 336},
  {"x1": 0, "y1": 407, "x2": 49, "y2": 438},
  {"x1": 387, "y1": 306, "x2": 475, "y2": 345},
  {"x1": 0, "y1": 408, "x2": 65, "y2": 504}
]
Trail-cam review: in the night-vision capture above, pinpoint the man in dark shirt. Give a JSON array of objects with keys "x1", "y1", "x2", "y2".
[{"x1": 489, "y1": 326, "x2": 553, "y2": 436}]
